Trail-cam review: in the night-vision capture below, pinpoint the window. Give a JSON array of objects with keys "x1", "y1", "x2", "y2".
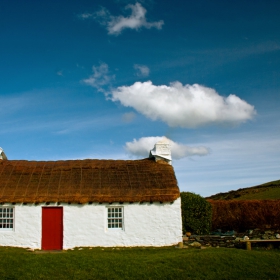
[
  {"x1": 0, "y1": 207, "x2": 14, "y2": 230},
  {"x1": 107, "y1": 207, "x2": 123, "y2": 229}
]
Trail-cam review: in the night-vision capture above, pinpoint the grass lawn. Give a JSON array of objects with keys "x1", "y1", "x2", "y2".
[
  {"x1": 206, "y1": 180, "x2": 280, "y2": 200},
  {"x1": 236, "y1": 187, "x2": 280, "y2": 200},
  {"x1": 0, "y1": 246, "x2": 280, "y2": 279}
]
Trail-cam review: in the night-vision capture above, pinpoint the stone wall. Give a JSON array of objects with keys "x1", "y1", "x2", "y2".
[{"x1": 183, "y1": 228, "x2": 280, "y2": 249}]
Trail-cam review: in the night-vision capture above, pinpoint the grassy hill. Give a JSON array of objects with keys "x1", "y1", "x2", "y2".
[{"x1": 206, "y1": 179, "x2": 280, "y2": 200}]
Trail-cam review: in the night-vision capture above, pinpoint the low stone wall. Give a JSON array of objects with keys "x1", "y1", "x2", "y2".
[
  {"x1": 244, "y1": 228, "x2": 280, "y2": 240},
  {"x1": 183, "y1": 229, "x2": 280, "y2": 249},
  {"x1": 184, "y1": 235, "x2": 238, "y2": 248}
]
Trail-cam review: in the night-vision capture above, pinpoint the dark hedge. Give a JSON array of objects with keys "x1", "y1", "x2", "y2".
[
  {"x1": 209, "y1": 199, "x2": 280, "y2": 231},
  {"x1": 181, "y1": 192, "x2": 212, "y2": 235}
]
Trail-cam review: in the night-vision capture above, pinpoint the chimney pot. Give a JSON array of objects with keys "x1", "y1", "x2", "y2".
[
  {"x1": 0, "y1": 148, "x2": 7, "y2": 160},
  {"x1": 149, "y1": 137, "x2": 172, "y2": 165}
]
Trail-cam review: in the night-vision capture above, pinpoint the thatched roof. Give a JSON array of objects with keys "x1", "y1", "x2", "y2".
[{"x1": 0, "y1": 158, "x2": 179, "y2": 203}]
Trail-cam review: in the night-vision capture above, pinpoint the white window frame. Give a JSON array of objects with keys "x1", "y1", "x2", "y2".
[
  {"x1": 107, "y1": 207, "x2": 123, "y2": 230},
  {"x1": 0, "y1": 207, "x2": 14, "y2": 231}
]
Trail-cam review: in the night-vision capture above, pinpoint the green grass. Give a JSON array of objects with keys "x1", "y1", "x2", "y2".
[
  {"x1": 236, "y1": 187, "x2": 280, "y2": 200},
  {"x1": 0, "y1": 246, "x2": 280, "y2": 279},
  {"x1": 206, "y1": 179, "x2": 280, "y2": 200}
]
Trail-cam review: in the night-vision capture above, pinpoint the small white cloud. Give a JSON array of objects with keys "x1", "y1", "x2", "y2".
[
  {"x1": 83, "y1": 63, "x2": 113, "y2": 92},
  {"x1": 94, "y1": 7, "x2": 111, "y2": 25},
  {"x1": 78, "y1": 12, "x2": 94, "y2": 19},
  {"x1": 122, "y1": 112, "x2": 136, "y2": 123},
  {"x1": 56, "y1": 70, "x2": 63, "y2": 76},
  {"x1": 92, "y1": 3, "x2": 164, "y2": 35},
  {"x1": 134, "y1": 64, "x2": 150, "y2": 77},
  {"x1": 125, "y1": 136, "x2": 210, "y2": 159},
  {"x1": 110, "y1": 81, "x2": 256, "y2": 128}
]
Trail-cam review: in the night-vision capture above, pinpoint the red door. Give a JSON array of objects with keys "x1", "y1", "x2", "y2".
[{"x1": 42, "y1": 207, "x2": 63, "y2": 250}]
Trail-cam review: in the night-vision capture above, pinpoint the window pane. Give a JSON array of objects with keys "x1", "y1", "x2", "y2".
[
  {"x1": 107, "y1": 207, "x2": 123, "y2": 229},
  {"x1": 0, "y1": 208, "x2": 13, "y2": 230}
]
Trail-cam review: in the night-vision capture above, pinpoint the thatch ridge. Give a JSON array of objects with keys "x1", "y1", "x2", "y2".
[{"x1": 0, "y1": 158, "x2": 179, "y2": 203}]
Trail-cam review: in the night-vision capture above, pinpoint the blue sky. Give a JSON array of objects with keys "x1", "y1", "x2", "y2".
[{"x1": 1, "y1": 0, "x2": 280, "y2": 196}]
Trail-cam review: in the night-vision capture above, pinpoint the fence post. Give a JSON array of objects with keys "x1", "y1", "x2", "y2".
[{"x1": 246, "y1": 241, "x2": 251, "y2": 250}]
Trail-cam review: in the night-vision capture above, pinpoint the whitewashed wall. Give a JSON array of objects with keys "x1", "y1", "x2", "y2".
[
  {"x1": 63, "y1": 197, "x2": 182, "y2": 248},
  {"x1": 0, "y1": 204, "x2": 41, "y2": 248},
  {"x1": 0, "y1": 197, "x2": 182, "y2": 249}
]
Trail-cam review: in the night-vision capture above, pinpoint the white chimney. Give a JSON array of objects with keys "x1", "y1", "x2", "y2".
[
  {"x1": 0, "y1": 148, "x2": 7, "y2": 160},
  {"x1": 149, "y1": 137, "x2": 172, "y2": 165}
]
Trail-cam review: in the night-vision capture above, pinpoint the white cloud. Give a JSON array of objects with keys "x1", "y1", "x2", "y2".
[
  {"x1": 125, "y1": 136, "x2": 210, "y2": 159},
  {"x1": 82, "y1": 63, "x2": 113, "y2": 92},
  {"x1": 110, "y1": 81, "x2": 256, "y2": 128},
  {"x1": 93, "y1": 3, "x2": 164, "y2": 35},
  {"x1": 78, "y1": 12, "x2": 94, "y2": 19},
  {"x1": 134, "y1": 64, "x2": 150, "y2": 77}
]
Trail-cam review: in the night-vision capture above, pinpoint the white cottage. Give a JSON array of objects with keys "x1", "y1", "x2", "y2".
[{"x1": 0, "y1": 143, "x2": 182, "y2": 250}]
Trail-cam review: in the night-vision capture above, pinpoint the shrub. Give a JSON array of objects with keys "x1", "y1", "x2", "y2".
[
  {"x1": 181, "y1": 192, "x2": 212, "y2": 235},
  {"x1": 209, "y1": 199, "x2": 280, "y2": 231}
]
